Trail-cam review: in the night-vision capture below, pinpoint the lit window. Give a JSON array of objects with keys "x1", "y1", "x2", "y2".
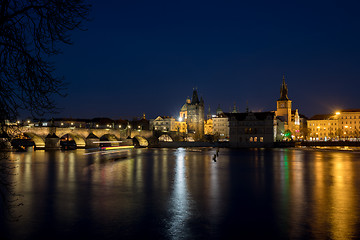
[{"x1": 260, "y1": 137, "x2": 264, "y2": 142}]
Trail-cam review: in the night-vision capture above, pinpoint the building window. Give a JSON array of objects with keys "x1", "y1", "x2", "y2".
[
  {"x1": 260, "y1": 137, "x2": 264, "y2": 142},
  {"x1": 254, "y1": 137, "x2": 257, "y2": 142},
  {"x1": 249, "y1": 137, "x2": 253, "y2": 142}
]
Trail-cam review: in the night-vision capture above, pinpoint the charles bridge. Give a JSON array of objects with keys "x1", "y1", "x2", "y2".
[{"x1": 8, "y1": 126, "x2": 154, "y2": 149}]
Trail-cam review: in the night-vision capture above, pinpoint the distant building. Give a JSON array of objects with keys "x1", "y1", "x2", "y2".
[
  {"x1": 307, "y1": 114, "x2": 339, "y2": 141},
  {"x1": 150, "y1": 116, "x2": 176, "y2": 132},
  {"x1": 229, "y1": 111, "x2": 284, "y2": 147},
  {"x1": 337, "y1": 109, "x2": 360, "y2": 140},
  {"x1": 307, "y1": 109, "x2": 360, "y2": 141},
  {"x1": 213, "y1": 112, "x2": 230, "y2": 140}
]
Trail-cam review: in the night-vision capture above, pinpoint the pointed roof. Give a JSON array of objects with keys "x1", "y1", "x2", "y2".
[
  {"x1": 191, "y1": 88, "x2": 200, "y2": 104},
  {"x1": 232, "y1": 102, "x2": 238, "y2": 113},
  {"x1": 216, "y1": 104, "x2": 223, "y2": 114},
  {"x1": 279, "y1": 75, "x2": 289, "y2": 100}
]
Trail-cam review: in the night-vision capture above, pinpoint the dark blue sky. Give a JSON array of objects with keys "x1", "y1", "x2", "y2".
[{"x1": 53, "y1": 0, "x2": 360, "y2": 120}]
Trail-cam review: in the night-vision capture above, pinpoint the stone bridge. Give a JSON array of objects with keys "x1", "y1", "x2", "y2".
[{"x1": 10, "y1": 126, "x2": 153, "y2": 149}]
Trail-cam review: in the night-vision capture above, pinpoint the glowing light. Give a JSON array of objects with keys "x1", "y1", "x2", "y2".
[
  {"x1": 100, "y1": 146, "x2": 134, "y2": 151},
  {"x1": 336, "y1": 112, "x2": 341, "y2": 115},
  {"x1": 178, "y1": 117, "x2": 183, "y2": 122},
  {"x1": 71, "y1": 122, "x2": 74, "y2": 125}
]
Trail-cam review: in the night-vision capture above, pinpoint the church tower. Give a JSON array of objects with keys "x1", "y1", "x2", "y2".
[{"x1": 275, "y1": 75, "x2": 292, "y2": 127}]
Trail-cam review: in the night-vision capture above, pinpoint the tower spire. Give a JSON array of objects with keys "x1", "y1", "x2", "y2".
[
  {"x1": 191, "y1": 88, "x2": 199, "y2": 104},
  {"x1": 279, "y1": 75, "x2": 289, "y2": 100}
]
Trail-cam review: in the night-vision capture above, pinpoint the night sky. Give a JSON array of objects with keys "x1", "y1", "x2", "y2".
[{"x1": 53, "y1": 0, "x2": 360, "y2": 120}]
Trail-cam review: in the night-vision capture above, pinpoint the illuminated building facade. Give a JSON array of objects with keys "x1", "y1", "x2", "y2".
[
  {"x1": 150, "y1": 116, "x2": 177, "y2": 132},
  {"x1": 337, "y1": 110, "x2": 360, "y2": 140},
  {"x1": 204, "y1": 118, "x2": 213, "y2": 135},
  {"x1": 308, "y1": 109, "x2": 360, "y2": 141},
  {"x1": 213, "y1": 112, "x2": 230, "y2": 140},
  {"x1": 174, "y1": 121, "x2": 187, "y2": 133}
]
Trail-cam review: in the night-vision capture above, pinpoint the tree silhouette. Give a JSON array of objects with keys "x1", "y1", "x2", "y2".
[
  {"x1": 0, "y1": 0, "x2": 91, "y2": 222},
  {"x1": 0, "y1": 0, "x2": 91, "y2": 124}
]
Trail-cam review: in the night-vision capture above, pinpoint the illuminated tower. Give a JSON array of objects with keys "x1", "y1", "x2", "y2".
[
  {"x1": 275, "y1": 75, "x2": 292, "y2": 127},
  {"x1": 186, "y1": 89, "x2": 204, "y2": 139}
]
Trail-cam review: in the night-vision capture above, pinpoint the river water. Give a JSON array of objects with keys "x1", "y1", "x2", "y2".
[{"x1": 1, "y1": 147, "x2": 360, "y2": 240}]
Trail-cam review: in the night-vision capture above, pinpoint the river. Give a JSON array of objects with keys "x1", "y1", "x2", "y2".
[{"x1": 1, "y1": 147, "x2": 360, "y2": 239}]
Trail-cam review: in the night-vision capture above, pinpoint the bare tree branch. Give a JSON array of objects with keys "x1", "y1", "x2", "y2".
[{"x1": 0, "y1": 0, "x2": 91, "y2": 125}]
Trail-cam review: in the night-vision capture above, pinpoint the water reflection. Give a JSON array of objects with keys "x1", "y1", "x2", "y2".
[
  {"x1": 329, "y1": 152, "x2": 358, "y2": 240},
  {"x1": 167, "y1": 148, "x2": 190, "y2": 239},
  {"x1": 272, "y1": 149, "x2": 360, "y2": 239},
  {"x1": 2, "y1": 148, "x2": 360, "y2": 239}
]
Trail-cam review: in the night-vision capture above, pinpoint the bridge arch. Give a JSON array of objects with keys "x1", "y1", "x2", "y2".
[
  {"x1": 21, "y1": 133, "x2": 45, "y2": 149},
  {"x1": 60, "y1": 133, "x2": 86, "y2": 148},
  {"x1": 158, "y1": 134, "x2": 173, "y2": 142},
  {"x1": 11, "y1": 133, "x2": 35, "y2": 150},
  {"x1": 100, "y1": 134, "x2": 119, "y2": 146},
  {"x1": 133, "y1": 135, "x2": 148, "y2": 147}
]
